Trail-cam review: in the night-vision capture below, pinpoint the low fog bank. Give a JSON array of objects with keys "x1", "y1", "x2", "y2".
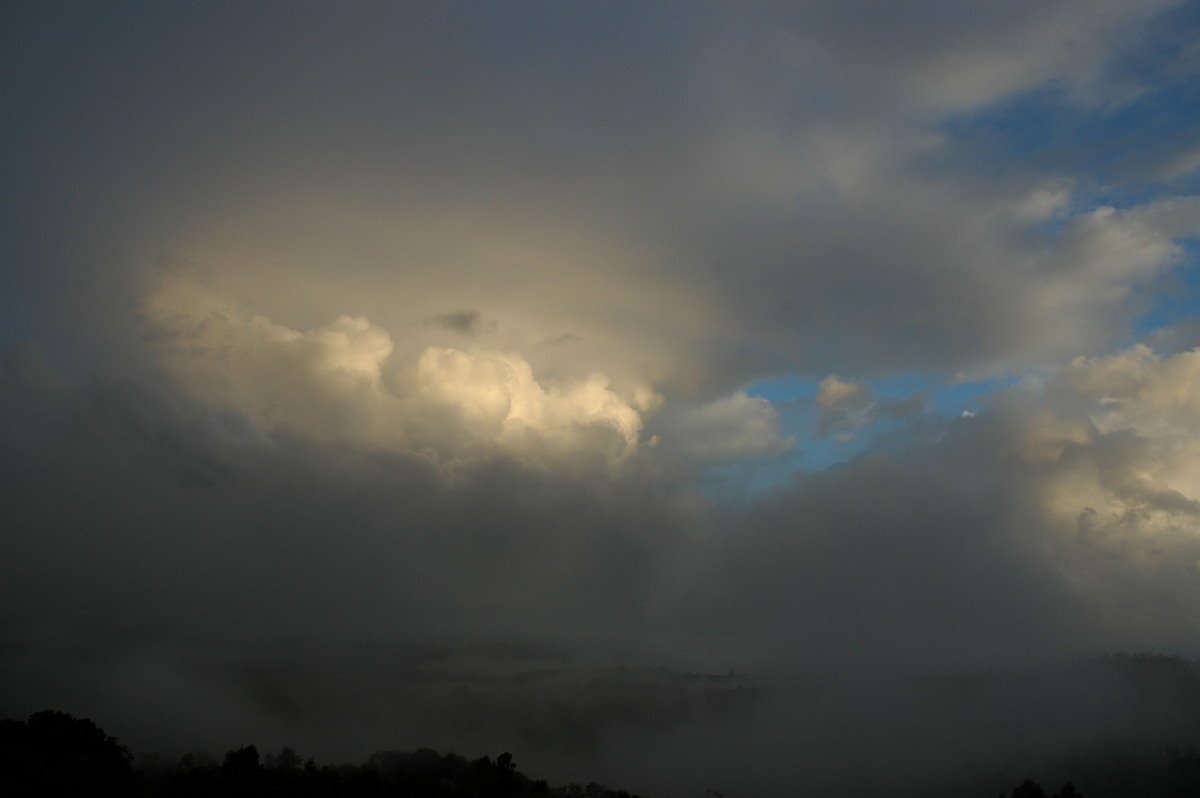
[
  {"x1": 202, "y1": 652, "x2": 1200, "y2": 798},
  {"x1": 10, "y1": 652, "x2": 1199, "y2": 798}
]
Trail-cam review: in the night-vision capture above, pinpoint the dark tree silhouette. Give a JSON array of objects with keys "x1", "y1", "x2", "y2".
[
  {"x1": 0, "y1": 708, "x2": 634, "y2": 798},
  {"x1": 276, "y1": 745, "x2": 300, "y2": 771},
  {"x1": 1001, "y1": 777, "x2": 1087, "y2": 798},
  {"x1": 0, "y1": 711, "x2": 132, "y2": 797},
  {"x1": 1011, "y1": 778, "x2": 1048, "y2": 798},
  {"x1": 222, "y1": 744, "x2": 260, "y2": 777}
]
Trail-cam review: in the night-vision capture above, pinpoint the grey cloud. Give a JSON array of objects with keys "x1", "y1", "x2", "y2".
[
  {"x1": 815, "y1": 374, "x2": 876, "y2": 438},
  {"x1": 6, "y1": 1, "x2": 1193, "y2": 393},
  {"x1": 427, "y1": 311, "x2": 496, "y2": 338},
  {"x1": 649, "y1": 391, "x2": 793, "y2": 463},
  {"x1": 751, "y1": 0, "x2": 1177, "y2": 112},
  {"x1": 814, "y1": 375, "x2": 928, "y2": 439}
]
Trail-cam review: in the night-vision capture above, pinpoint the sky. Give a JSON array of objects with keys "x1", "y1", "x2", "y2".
[{"x1": 3, "y1": 1, "x2": 1200, "y2": 795}]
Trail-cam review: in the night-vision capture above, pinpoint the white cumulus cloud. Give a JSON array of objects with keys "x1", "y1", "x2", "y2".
[{"x1": 143, "y1": 270, "x2": 656, "y2": 468}]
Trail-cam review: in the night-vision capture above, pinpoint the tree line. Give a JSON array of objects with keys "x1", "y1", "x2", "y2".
[{"x1": 0, "y1": 710, "x2": 642, "y2": 798}]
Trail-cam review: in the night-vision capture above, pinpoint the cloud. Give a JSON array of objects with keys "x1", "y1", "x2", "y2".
[
  {"x1": 650, "y1": 391, "x2": 793, "y2": 463},
  {"x1": 7, "y1": 1, "x2": 1194, "y2": 390},
  {"x1": 1063, "y1": 344, "x2": 1200, "y2": 435},
  {"x1": 751, "y1": 0, "x2": 1179, "y2": 113},
  {"x1": 406, "y1": 346, "x2": 652, "y2": 464},
  {"x1": 1048, "y1": 346, "x2": 1200, "y2": 542},
  {"x1": 980, "y1": 344, "x2": 1200, "y2": 641},
  {"x1": 427, "y1": 311, "x2": 497, "y2": 338},
  {"x1": 1026, "y1": 199, "x2": 1200, "y2": 344},
  {"x1": 815, "y1": 375, "x2": 876, "y2": 439},
  {"x1": 813, "y1": 374, "x2": 927, "y2": 440},
  {"x1": 141, "y1": 269, "x2": 658, "y2": 468},
  {"x1": 143, "y1": 272, "x2": 393, "y2": 442},
  {"x1": 1155, "y1": 145, "x2": 1200, "y2": 181}
]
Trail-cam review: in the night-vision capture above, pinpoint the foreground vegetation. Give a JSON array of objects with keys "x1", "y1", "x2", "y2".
[{"x1": 0, "y1": 710, "x2": 641, "y2": 798}]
